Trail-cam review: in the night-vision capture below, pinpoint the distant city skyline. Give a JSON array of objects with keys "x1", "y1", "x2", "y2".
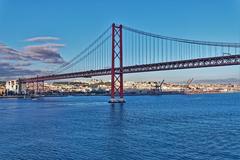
[{"x1": 0, "y1": 0, "x2": 240, "y2": 81}]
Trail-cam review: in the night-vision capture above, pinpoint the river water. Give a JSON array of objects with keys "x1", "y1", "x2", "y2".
[{"x1": 0, "y1": 93, "x2": 240, "y2": 160}]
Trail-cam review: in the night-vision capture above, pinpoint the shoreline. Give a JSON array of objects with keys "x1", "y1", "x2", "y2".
[{"x1": 0, "y1": 91, "x2": 239, "y2": 99}]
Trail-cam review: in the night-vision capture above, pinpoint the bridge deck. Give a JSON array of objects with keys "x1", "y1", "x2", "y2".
[{"x1": 20, "y1": 55, "x2": 240, "y2": 83}]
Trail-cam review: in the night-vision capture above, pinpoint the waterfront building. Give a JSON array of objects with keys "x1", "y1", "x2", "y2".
[{"x1": 5, "y1": 80, "x2": 26, "y2": 95}]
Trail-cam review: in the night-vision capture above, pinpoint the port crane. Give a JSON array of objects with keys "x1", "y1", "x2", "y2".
[
  {"x1": 181, "y1": 78, "x2": 194, "y2": 93},
  {"x1": 153, "y1": 80, "x2": 165, "y2": 93},
  {"x1": 186, "y1": 78, "x2": 194, "y2": 89}
]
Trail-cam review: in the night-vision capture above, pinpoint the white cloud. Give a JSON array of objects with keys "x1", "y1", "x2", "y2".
[
  {"x1": 23, "y1": 43, "x2": 65, "y2": 64},
  {"x1": 0, "y1": 43, "x2": 23, "y2": 60},
  {"x1": 0, "y1": 37, "x2": 66, "y2": 80},
  {"x1": 25, "y1": 36, "x2": 60, "y2": 42}
]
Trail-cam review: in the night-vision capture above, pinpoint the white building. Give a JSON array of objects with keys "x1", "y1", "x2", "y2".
[{"x1": 5, "y1": 80, "x2": 26, "y2": 95}]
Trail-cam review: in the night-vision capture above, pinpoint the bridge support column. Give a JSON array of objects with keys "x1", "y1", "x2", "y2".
[
  {"x1": 42, "y1": 81, "x2": 44, "y2": 94},
  {"x1": 36, "y1": 82, "x2": 39, "y2": 95},
  {"x1": 33, "y1": 82, "x2": 36, "y2": 95},
  {"x1": 36, "y1": 76, "x2": 39, "y2": 95},
  {"x1": 109, "y1": 23, "x2": 125, "y2": 103}
]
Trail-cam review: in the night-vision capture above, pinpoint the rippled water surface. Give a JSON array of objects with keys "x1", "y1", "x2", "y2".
[{"x1": 0, "y1": 93, "x2": 240, "y2": 160}]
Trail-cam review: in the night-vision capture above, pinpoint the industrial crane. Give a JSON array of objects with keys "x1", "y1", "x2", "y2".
[
  {"x1": 186, "y1": 78, "x2": 194, "y2": 89},
  {"x1": 153, "y1": 80, "x2": 165, "y2": 93}
]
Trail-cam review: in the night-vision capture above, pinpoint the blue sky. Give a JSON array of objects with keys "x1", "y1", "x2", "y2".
[{"x1": 0, "y1": 0, "x2": 240, "y2": 81}]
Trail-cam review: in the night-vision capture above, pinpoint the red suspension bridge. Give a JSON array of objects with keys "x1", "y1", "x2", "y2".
[{"x1": 19, "y1": 23, "x2": 240, "y2": 103}]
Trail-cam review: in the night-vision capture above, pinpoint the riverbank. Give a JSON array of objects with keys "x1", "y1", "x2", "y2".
[
  {"x1": 0, "y1": 95, "x2": 43, "y2": 99},
  {"x1": 1, "y1": 91, "x2": 239, "y2": 99}
]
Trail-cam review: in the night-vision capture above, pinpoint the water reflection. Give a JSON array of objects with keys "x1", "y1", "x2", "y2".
[{"x1": 106, "y1": 103, "x2": 129, "y2": 159}]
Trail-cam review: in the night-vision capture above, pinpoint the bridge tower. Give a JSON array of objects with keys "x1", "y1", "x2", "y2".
[{"x1": 109, "y1": 23, "x2": 125, "y2": 103}]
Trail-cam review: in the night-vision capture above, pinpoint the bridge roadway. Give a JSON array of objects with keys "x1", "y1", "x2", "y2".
[{"x1": 20, "y1": 55, "x2": 240, "y2": 83}]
